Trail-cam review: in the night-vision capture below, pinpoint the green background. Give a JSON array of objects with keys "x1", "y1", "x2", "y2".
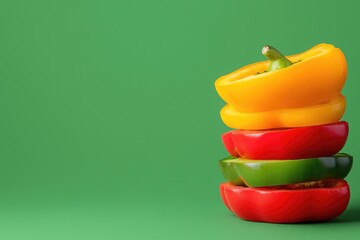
[{"x1": 0, "y1": 0, "x2": 359, "y2": 239}]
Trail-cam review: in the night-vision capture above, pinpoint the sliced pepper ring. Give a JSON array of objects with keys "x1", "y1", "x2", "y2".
[
  {"x1": 215, "y1": 43, "x2": 347, "y2": 112},
  {"x1": 220, "y1": 94, "x2": 345, "y2": 130},
  {"x1": 222, "y1": 121, "x2": 348, "y2": 159},
  {"x1": 220, "y1": 179, "x2": 350, "y2": 223},
  {"x1": 219, "y1": 154, "x2": 352, "y2": 187}
]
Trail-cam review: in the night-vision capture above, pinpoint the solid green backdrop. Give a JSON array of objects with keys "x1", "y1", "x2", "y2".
[{"x1": 0, "y1": 0, "x2": 359, "y2": 239}]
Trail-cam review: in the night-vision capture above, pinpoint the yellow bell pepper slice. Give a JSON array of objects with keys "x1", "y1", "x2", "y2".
[
  {"x1": 220, "y1": 95, "x2": 345, "y2": 130},
  {"x1": 215, "y1": 44, "x2": 347, "y2": 112}
]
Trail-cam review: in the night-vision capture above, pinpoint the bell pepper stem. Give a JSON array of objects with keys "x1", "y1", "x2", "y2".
[{"x1": 262, "y1": 45, "x2": 293, "y2": 71}]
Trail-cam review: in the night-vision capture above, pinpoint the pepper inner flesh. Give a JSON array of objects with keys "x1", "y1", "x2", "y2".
[{"x1": 242, "y1": 180, "x2": 342, "y2": 190}]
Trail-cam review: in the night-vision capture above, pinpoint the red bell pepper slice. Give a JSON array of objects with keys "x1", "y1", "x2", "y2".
[
  {"x1": 222, "y1": 121, "x2": 348, "y2": 159},
  {"x1": 220, "y1": 179, "x2": 350, "y2": 223}
]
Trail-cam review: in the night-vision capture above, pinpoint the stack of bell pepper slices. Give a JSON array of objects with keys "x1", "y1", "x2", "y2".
[{"x1": 214, "y1": 44, "x2": 352, "y2": 223}]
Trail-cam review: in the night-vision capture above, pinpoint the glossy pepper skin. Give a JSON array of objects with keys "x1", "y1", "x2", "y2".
[
  {"x1": 215, "y1": 44, "x2": 347, "y2": 113},
  {"x1": 219, "y1": 154, "x2": 352, "y2": 187},
  {"x1": 220, "y1": 179, "x2": 350, "y2": 223},
  {"x1": 221, "y1": 94, "x2": 345, "y2": 130},
  {"x1": 222, "y1": 121, "x2": 348, "y2": 159}
]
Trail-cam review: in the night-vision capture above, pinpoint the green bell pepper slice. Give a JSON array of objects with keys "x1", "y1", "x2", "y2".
[{"x1": 219, "y1": 153, "x2": 352, "y2": 187}]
